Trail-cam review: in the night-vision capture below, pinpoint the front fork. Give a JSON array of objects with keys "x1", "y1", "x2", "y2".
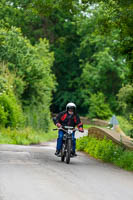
[{"x1": 65, "y1": 137, "x2": 72, "y2": 152}]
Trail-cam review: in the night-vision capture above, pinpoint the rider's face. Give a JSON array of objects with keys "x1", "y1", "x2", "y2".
[{"x1": 68, "y1": 108, "x2": 74, "y2": 115}]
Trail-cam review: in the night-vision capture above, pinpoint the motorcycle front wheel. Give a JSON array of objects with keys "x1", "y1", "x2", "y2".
[
  {"x1": 66, "y1": 139, "x2": 72, "y2": 164},
  {"x1": 61, "y1": 143, "x2": 65, "y2": 162}
]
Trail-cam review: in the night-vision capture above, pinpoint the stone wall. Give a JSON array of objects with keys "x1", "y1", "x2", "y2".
[
  {"x1": 80, "y1": 117, "x2": 108, "y2": 127},
  {"x1": 88, "y1": 127, "x2": 133, "y2": 150}
]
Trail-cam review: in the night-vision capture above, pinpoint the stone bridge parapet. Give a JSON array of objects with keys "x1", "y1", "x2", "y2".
[{"x1": 88, "y1": 127, "x2": 133, "y2": 150}]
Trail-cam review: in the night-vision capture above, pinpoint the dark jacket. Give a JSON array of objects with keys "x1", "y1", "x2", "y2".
[{"x1": 53, "y1": 111, "x2": 83, "y2": 128}]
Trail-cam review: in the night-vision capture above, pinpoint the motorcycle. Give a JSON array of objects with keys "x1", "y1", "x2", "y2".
[{"x1": 53, "y1": 126, "x2": 78, "y2": 164}]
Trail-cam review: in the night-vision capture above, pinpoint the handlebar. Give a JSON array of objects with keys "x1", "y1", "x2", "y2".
[{"x1": 53, "y1": 127, "x2": 81, "y2": 132}]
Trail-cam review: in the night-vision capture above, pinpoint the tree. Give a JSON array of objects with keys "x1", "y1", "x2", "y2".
[
  {"x1": 0, "y1": 0, "x2": 83, "y2": 113},
  {"x1": 89, "y1": 92, "x2": 112, "y2": 119},
  {"x1": 0, "y1": 0, "x2": 132, "y2": 116},
  {"x1": 0, "y1": 27, "x2": 56, "y2": 130},
  {"x1": 76, "y1": 6, "x2": 128, "y2": 113},
  {"x1": 81, "y1": 0, "x2": 133, "y2": 82}
]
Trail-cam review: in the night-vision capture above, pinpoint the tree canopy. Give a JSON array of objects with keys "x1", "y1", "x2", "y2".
[{"x1": 0, "y1": 0, "x2": 132, "y2": 123}]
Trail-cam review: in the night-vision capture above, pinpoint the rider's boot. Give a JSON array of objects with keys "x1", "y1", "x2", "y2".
[
  {"x1": 71, "y1": 151, "x2": 77, "y2": 157},
  {"x1": 55, "y1": 150, "x2": 61, "y2": 156}
]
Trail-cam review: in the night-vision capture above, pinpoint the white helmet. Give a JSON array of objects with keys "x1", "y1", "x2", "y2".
[{"x1": 66, "y1": 102, "x2": 76, "y2": 112}]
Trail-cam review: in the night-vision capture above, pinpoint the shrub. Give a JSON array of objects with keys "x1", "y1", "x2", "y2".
[
  {"x1": 117, "y1": 116, "x2": 133, "y2": 137},
  {"x1": 0, "y1": 68, "x2": 25, "y2": 128},
  {"x1": 76, "y1": 136, "x2": 90, "y2": 151},
  {"x1": 117, "y1": 84, "x2": 133, "y2": 118},
  {"x1": 78, "y1": 136, "x2": 116, "y2": 162},
  {"x1": 77, "y1": 136, "x2": 133, "y2": 171},
  {"x1": 114, "y1": 151, "x2": 133, "y2": 171},
  {"x1": 88, "y1": 92, "x2": 112, "y2": 120},
  {"x1": 0, "y1": 104, "x2": 8, "y2": 126},
  {"x1": 0, "y1": 92, "x2": 24, "y2": 128}
]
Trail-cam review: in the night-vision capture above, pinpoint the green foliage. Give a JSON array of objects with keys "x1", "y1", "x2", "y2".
[
  {"x1": 89, "y1": 92, "x2": 112, "y2": 119},
  {"x1": 0, "y1": 104, "x2": 8, "y2": 126},
  {"x1": 114, "y1": 151, "x2": 133, "y2": 171},
  {"x1": 0, "y1": 92, "x2": 24, "y2": 128},
  {"x1": 117, "y1": 84, "x2": 133, "y2": 117},
  {"x1": 77, "y1": 136, "x2": 133, "y2": 171},
  {"x1": 77, "y1": 136, "x2": 118, "y2": 162},
  {"x1": 51, "y1": 24, "x2": 81, "y2": 112},
  {"x1": 117, "y1": 116, "x2": 133, "y2": 137},
  {"x1": 0, "y1": 27, "x2": 55, "y2": 106},
  {"x1": 0, "y1": 0, "x2": 81, "y2": 113},
  {"x1": 129, "y1": 114, "x2": 133, "y2": 124},
  {"x1": 76, "y1": 136, "x2": 90, "y2": 151},
  {"x1": 0, "y1": 27, "x2": 56, "y2": 131},
  {"x1": 77, "y1": 9, "x2": 128, "y2": 113},
  {"x1": 0, "y1": 0, "x2": 80, "y2": 44},
  {"x1": 85, "y1": 137, "x2": 115, "y2": 162},
  {"x1": 24, "y1": 105, "x2": 51, "y2": 132},
  {"x1": 0, "y1": 68, "x2": 24, "y2": 128},
  {"x1": 0, "y1": 125, "x2": 58, "y2": 145},
  {"x1": 0, "y1": 0, "x2": 132, "y2": 126},
  {"x1": 82, "y1": 0, "x2": 133, "y2": 82},
  {"x1": 1, "y1": 0, "x2": 131, "y2": 117}
]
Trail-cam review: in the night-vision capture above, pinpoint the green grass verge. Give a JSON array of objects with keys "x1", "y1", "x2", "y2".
[
  {"x1": 83, "y1": 124, "x2": 107, "y2": 129},
  {"x1": 77, "y1": 136, "x2": 133, "y2": 171},
  {"x1": 0, "y1": 123, "x2": 58, "y2": 145},
  {"x1": 83, "y1": 124, "x2": 93, "y2": 129}
]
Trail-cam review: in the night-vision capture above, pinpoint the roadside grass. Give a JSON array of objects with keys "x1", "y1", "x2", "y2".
[
  {"x1": 0, "y1": 123, "x2": 58, "y2": 145},
  {"x1": 83, "y1": 124, "x2": 93, "y2": 129},
  {"x1": 0, "y1": 122, "x2": 94, "y2": 145},
  {"x1": 77, "y1": 136, "x2": 133, "y2": 171},
  {"x1": 83, "y1": 123, "x2": 108, "y2": 129}
]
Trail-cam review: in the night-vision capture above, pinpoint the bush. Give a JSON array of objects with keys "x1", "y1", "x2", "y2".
[
  {"x1": 117, "y1": 84, "x2": 133, "y2": 118},
  {"x1": 88, "y1": 92, "x2": 112, "y2": 120},
  {"x1": 0, "y1": 104, "x2": 8, "y2": 126},
  {"x1": 114, "y1": 151, "x2": 133, "y2": 171},
  {"x1": 0, "y1": 92, "x2": 24, "y2": 128},
  {"x1": 0, "y1": 67, "x2": 25, "y2": 128},
  {"x1": 77, "y1": 136, "x2": 133, "y2": 171},
  {"x1": 117, "y1": 116, "x2": 133, "y2": 137},
  {"x1": 77, "y1": 136, "x2": 116, "y2": 162}
]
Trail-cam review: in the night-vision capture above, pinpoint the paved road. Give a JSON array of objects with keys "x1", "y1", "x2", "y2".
[{"x1": 0, "y1": 133, "x2": 133, "y2": 200}]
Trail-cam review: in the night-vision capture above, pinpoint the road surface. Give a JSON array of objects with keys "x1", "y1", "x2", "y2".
[{"x1": 0, "y1": 132, "x2": 133, "y2": 200}]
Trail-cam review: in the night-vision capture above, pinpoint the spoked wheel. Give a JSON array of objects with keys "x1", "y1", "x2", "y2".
[
  {"x1": 61, "y1": 143, "x2": 65, "y2": 162},
  {"x1": 66, "y1": 139, "x2": 72, "y2": 164}
]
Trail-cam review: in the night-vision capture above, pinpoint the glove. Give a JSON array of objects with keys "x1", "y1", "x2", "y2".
[
  {"x1": 78, "y1": 127, "x2": 84, "y2": 132},
  {"x1": 56, "y1": 123, "x2": 61, "y2": 128}
]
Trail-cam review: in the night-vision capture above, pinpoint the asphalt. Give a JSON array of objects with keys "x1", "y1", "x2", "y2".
[{"x1": 0, "y1": 131, "x2": 133, "y2": 200}]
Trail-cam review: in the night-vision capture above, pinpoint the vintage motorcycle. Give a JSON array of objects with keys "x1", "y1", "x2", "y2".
[{"x1": 53, "y1": 126, "x2": 78, "y2": 164}]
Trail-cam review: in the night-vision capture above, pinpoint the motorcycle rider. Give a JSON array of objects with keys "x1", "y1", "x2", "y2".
[{"x1": 53, "y1": 102, "x2": 84, "y2": 156}]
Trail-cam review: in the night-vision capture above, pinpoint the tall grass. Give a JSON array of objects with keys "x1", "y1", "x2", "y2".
[
  {"x1": 24, "y1": 106, "x2": 51, "y2": 132},
  {"x1": 0, "y1": 123, "x2": 57, "y2": 145},
  {"x1": 77, "y1": 136, "x2": 133, "y2": 171}
]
